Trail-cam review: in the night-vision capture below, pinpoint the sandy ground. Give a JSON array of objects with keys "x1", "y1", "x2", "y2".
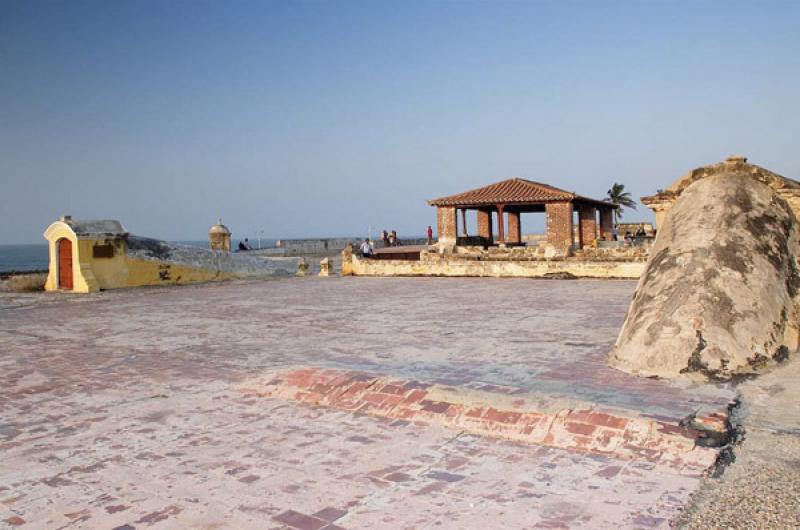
[
  {"x1": 677, "y1": 358, "x2": 800, "y2": 529},
  {"x1": 0, "y1": 277, "x2": 746, "y2": 529}
]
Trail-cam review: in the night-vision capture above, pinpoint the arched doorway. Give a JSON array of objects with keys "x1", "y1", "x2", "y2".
[{"x1": 57, "y1": 238, "x2": 73, "y2": 290}]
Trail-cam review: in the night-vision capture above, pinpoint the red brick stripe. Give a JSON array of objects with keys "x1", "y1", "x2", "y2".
[{"x1": 242, "y1": 368, "x2": 727, "y2": 476}]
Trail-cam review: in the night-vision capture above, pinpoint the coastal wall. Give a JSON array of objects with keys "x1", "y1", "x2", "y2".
[
  {"x1": 342, "y1": 249, "x2": 646, "y2": 279},
  {"x1": 44, "y1": 220, "x2": 302, "y2": 293},
  {"x1": 124, "y1": 237, "x2": 302, "y2": 287},
  {"x1": 275, "y1": 237, "x2": 430, "y2": 255},
  {"x1": 276, "y1": 238, "x2": 357, "y2": 254}
]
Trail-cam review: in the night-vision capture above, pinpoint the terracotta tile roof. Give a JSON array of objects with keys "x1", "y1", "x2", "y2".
[{"x1": 428, "y1": 178, "x2": 616, "y2": 208}]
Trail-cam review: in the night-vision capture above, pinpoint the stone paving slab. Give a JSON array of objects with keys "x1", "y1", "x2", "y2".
[
  {"x1": 1, "y1": 384, "x2": 699, "y2": 529},
  {"x1": 0, "y1": 277, "x2": 733, "y2": 418},
  {"x1": 0, "y1": 277, "x2": 738, "y2": 528}
]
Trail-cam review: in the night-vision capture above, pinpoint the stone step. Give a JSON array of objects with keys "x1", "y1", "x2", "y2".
[{"x1": 241, "y1": 367, "x2": 732, "y2": 477}]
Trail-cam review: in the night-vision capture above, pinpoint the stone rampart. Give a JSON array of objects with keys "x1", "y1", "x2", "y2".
[
  {"x1": 127, "y1": 237, "x2": 303, "y2": 279},
  {"x1": 276, "y1": 238, "x2": 357, "y2": 254},
  {"x1": 342, "y1": 248, "x2": 645, "y2": 279},
  {"x1": 275, "y1": 237, "x2": 429, "y2": 255}
]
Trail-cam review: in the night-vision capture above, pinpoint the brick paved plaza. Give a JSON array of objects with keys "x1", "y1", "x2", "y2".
[{"x1": 0, "y1": 278, "x2": 735, "y2": 529}]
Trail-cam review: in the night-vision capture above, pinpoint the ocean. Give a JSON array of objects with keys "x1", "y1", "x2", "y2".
[
  {"x1": 0, "y1": 239, "x2": 278, "y2": 273},
  {"x1": 0, "y1": 244, "x2": 49, "y2": 272}
]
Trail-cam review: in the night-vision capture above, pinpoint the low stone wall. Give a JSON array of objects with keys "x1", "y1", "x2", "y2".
[
  {"x1": 521, "y1": 234, "x2": 547, "y2": 245},
  {"x1": 276, "y1": 238, "x2": 357, "y2": 254},
  {"x1": 0, "y1": 272, "x2": 47, "y2": 292},
  {"x1": 120, "y1": 237, "x2": 303, "y2": 288},
  {"x1": 617, "y1": 222, "x2": 655, "y2": 236},
  {"x1": 275, "y1": 237, "x2": 430, "y2": 255},
  {"x1": 342, "y1": 249, "x2": 646, "y2": 279},
  {"x1": 127, "y1": 237, "x2": 302, "y2": 278},
  {"x1": 376, "y1": 237, "x2": 429, "y2": 248},
  {"x1": 574, "y1": 243, "x2": 651, "y2": 260}
]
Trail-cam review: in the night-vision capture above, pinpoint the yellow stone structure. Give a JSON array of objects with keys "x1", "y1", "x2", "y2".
[
  {"x1": 642, "y1": 156, "x2": 800, "y2": 230},
  {"x1": 318, "y1": 257, "x2": 332, "y2": 277},
  {"x1": 43, "y1": 217, "x2": 233, "y2": 293},
  {"x1": 209, "y1": 218, "x2": 232, "y2": 251},
  {"x1": 43, "y1": 217, "x2": 299, "y2": 293},
  {"x1": 341, "y1": 247, "x2": 646, "y2": 279}
]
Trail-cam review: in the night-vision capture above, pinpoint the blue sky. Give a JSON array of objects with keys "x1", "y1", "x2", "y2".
[{"x1": 1, "y1": 0, "x2": 799, "y2": 243}]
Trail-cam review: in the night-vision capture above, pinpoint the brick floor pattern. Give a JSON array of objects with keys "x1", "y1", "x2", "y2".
[{"x1": 244, "y1": 367, "x2": 729, "y2": 476}]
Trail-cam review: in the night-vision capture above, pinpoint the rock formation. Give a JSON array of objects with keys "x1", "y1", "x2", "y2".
[{"x1": 610, "y1": 158, "x2": 800, "y2": 380}]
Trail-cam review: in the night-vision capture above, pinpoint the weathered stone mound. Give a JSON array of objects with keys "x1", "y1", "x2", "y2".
[{"x1": 610, "y1": 172, "x2": 800, "y2": 380}]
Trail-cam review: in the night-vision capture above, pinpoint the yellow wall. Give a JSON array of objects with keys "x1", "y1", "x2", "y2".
[
  {"x1": 110, "y1": 256, "x2": 236, "y2": 290},
  {"x1": 343, "y1": 253, "x2": 645, "y2": 279},
  {"x1": 44, "y1": 221, "x2": 236, "y2": 293},
  {"x1": 44, "y1": 222, "x2": 96, "y2": 293}
]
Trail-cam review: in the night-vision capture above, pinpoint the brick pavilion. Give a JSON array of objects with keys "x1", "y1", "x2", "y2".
[{"x1": 428, "y1": 178, "x2": 618, "y2": 253}]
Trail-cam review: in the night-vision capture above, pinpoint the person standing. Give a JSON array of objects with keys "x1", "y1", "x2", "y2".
[
  {"x1": 611, "y1": 225, "x2": 619, "y2": 241},
  {"x1": 359, "y1": 238, "x2": 373, "y2": 258},
  {"x1": 427, "y1": 225, "x2": 433, "y2": 245}
]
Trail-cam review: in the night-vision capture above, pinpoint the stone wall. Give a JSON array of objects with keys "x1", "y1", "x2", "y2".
[
  {"x1": 127, "y1": 237, "x2": 303, "y2": 278},
  {"x1": 617, "y1": 223, "x2": 655, "y2": 237},
  {"x1": 269, "y1": 237, "x2": 429, "y2": 256},
  {"x1": 521, "y1": 234, "x2": 547, "y2": 245},
  {"x1": 275, "y1": 238, "x2": 358, "y2": 254},
  {"x1": 574, "y1": 242, "x2": 652, "y2": 260},
  {"x1": 342, "y1": 249, "x2": 645, "y2": 279}
]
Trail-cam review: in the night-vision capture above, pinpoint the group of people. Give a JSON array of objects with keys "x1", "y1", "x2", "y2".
[
  {"x1": 625, "y1": 226, "x2": 649, "y2": 243},
  {"x1": 608, "y1": 226, "x2": 650, "y2": 243},
  {"x1": 380, "y1": 230, "x2": 401, "y2": 247},
  {"x1": 360, "y1": 229, "x2": 402, "y2": 258}
]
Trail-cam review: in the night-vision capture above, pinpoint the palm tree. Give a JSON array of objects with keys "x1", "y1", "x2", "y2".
[{"x1": 607, "y1": 183, "x2": 637, "y2": 225}]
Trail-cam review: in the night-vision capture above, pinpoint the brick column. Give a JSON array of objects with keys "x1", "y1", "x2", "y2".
[
  {"x1": 578, "y1": 206, "x2": 597, "y2": 248},
  {"x1": 546, "y1": 201, "x2": 574, "y2": 254},
  {"x1": 436, "y1": 206, "x2": 457, "y2": 251},
  {"x1": 599, "y1": 208, "x2": 613, "y2": 240},
  {"x1": 507, "y1": 211, "x2": 521, "y2": 244},
  {"x1": 477, "y1": 209, "x2": 493, "y2": 243},
  {"x1": 496, "y1": 205, "x2": 505, "y2": 245}
]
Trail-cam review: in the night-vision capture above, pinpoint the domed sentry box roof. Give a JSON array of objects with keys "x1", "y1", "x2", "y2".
[{"x1": 209, "y1": 218, "x2": 231, "y2": 235}]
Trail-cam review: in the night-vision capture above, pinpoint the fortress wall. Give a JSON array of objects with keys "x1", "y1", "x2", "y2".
[
  {"x1": 276, "y1": 238, "x2": 430, "y2": 255},
  {"x1": 342, "y1": 251, "x2": 645, "y2": 279}
]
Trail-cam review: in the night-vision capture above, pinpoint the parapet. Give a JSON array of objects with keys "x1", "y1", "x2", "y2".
[{"x1": 43, "y1": 217, "x2": 301, "y2": 293}]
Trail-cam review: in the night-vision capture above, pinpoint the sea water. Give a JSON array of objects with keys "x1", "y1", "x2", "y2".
[{"x1": 0, "y1": 240, "x2": 279, "y2": 273}]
